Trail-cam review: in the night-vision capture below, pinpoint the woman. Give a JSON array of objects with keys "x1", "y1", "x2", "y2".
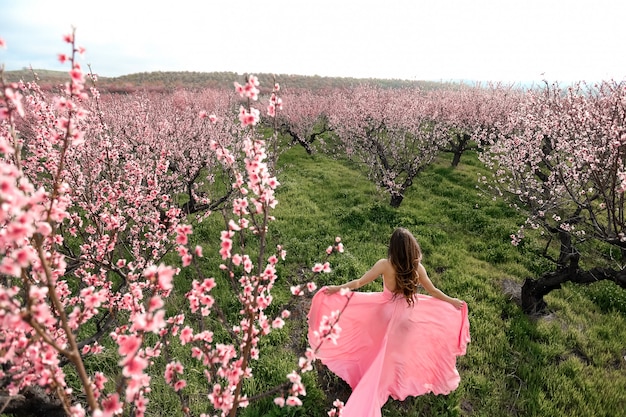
[{"x1": 307, "y1": 228, "x2": 470, "y2": 417}]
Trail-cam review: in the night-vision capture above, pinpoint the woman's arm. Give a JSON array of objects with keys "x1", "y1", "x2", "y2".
[
  {"x1": 324, "y1": 259, "x2": 388, "y2": 294},
  {"x1": 417, "y1": 263, "x2": 464, "y2": 309}
]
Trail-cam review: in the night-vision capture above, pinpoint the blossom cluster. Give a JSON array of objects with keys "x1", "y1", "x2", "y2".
[
  {"x1": 267, "y1": 83, "x2": 282, "y2": 117},
  {"x1": 275, "y1": 287, "x2": 352, "y2": 410},
  {"x1": 481, "y1": 80, "x2": 626, "y2": 250},
  {"x1": 0, "y1": 33, "x2": 89, "y2": 403},
  {"x1": 0, "y1": 34, "x2": 350, "y2": 417},
  {"x1": 235, "y1": 75, "x2": 261, "y2": 127}
]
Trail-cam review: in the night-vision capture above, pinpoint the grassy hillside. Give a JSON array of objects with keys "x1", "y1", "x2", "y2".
[
  {"x1": 68, "y1": 144, "x2": 626, "y2": 417},
  {"x1": 248, "y1": 145, "x2": 626, "y2": 417}
]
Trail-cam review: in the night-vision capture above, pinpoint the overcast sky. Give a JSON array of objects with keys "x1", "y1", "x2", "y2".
[{"x1": 1, "y1": 0, "x2": 625, "y2": 84}]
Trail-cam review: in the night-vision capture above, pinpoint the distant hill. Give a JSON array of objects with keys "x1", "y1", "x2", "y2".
[
  {"x1": 4, "y1": 69, "x2": 71, "y2": 87},
  {"x1": 3, "y1": 69, "x2": 455, "y2": 93}
]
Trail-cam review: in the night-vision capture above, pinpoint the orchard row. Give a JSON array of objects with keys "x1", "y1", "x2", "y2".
[{"x1": 2, "y1": 32, "x2": 626, "y2": 416}]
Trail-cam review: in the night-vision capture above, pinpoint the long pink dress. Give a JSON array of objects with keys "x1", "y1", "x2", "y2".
[{"x1": 307, "y1": 283, "x2": 470, "y2": 417}]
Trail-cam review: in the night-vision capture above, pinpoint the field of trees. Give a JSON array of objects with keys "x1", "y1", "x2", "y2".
[{"x1": 1, "y1": 33, "x2": 626, "y2": 417}]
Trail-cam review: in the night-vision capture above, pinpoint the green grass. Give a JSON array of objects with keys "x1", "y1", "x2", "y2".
[
  {"x1": 269, "y1": 147, "x2": 626, "y2": 417},
  {"x1": 79, "y1": 146, "x2": 626, "y2": 417}
]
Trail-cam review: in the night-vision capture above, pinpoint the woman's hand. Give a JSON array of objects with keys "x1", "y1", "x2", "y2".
[
  {"x1": 324, "y1": 285, "x2": 342, "y2": 294},
  {"x1": 449, "y1": 298, "x2": 464, "y2": 309}
]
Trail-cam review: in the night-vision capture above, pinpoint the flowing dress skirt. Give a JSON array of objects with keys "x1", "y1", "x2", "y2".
[{"x1": 307, "y1": 285, "x2": 470, "y2": 417}]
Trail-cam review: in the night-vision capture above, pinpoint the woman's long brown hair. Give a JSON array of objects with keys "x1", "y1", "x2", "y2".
[{"x1": 387, "y1": 228, "x2": 422, "y2": 306}]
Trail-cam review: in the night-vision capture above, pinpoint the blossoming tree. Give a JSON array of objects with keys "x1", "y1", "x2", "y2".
[
  {"x1": 434, "y1": 83, "x2": 520, "y2": 167},
  {"x1": 327, "y1": 85, "x2": 443, "y2": 208},
  {"x1": 0, "y1": 33, "x2": 350, "y2": 417},
  {"x1": 481, "y1": 80, "x2": 626, "y2": 314},
  {"x1": 276, "y1": 88, "x2": 331, "y2": 155}
]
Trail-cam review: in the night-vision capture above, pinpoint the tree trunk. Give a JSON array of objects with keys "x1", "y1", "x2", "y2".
[
  {"x1": 299, "y1": 139, "x2": 314, "y2": 155},
  {"x1": 389, "y1": 194, "x2": 404, "y2": 208},
  {"x1": 450, "y1": 133, "x2": 470, "y2": 167},
  {"x1": 451, "y1": 150, "x2": 462, "y2": 167},
  {"x1": 521, "y1": 267, "x2": 626, "y2": 315}
]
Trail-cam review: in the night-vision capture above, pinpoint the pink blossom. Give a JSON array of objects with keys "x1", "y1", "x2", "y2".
[
  {"x1": 243, "y1": 255, "x2": 253, "y2": 273},
  {"x1": 228, "y1": 219, "x2": 241, "y2": 231},
  {"x1": 298, "y1": 356, "x2": 313, "y2": 372},
  {"x1": 292, "y1": 379, "x2": 307, "y2": 395},
  {"x1": 201, "y1": 277, "x2": 217, "y2": 291},
  {"x1": 13, "y1": 247, "x2": 33, "y2": 267},
  {"x1": 4, "y1": 87, "x2": 24, "y2": 117},
  {"x1": 220, "y1": 239, "x2": 233, "y2": 260},
  {"x1": 238, "y1": 106, "x2": 260, "y2": 127},
  {"x1": 118, "y1": 335, "x2": 142, "y2": 357},
  {"x1": 290, "y1": 285, "x2": 303, "y2": 296},
  {"x1": 70, "y1": 404, "x2": 86, "y2": 417},
  {"x1": 191, "y1": 347, "x2": 203, "y2": 360},
  {"x1": 305, "y1": 347, "x2": 316, "y2": 362},
  {"x1": 101, "y1": 393, "x2": 123, "y2": 416},
  {"x1": 70, "y1": 66, "x2": 84, "y2": 84},
  {"x1": 148, "y1": 296, "x2": 164, "y2": 312},
  {"x1": 177, "y1": 246, "x2": 189, "y2": 257},
  {"x1": 179, "y1": 326, "x2": 193, "y2": 344},
  {"x1": 144, "y1": 263, "x2": 175, "y2": 291},
  {"x1": 285, "y1": 396, "x2": 302, "y2": 407},
  {"x1": 175, "y1": 224, "x2": 192, "y2": 244},
  {"x1": 328, "y1": 399, "x2": 345, "y2": 416},
  {"x1": 173, "y1": 379, "x2": 187, "y2": 391},
  {"x1": 1, "y1": 259, "x2": 22, "y2": 278},
  {"x1": 176, "y1": 233, "x2": 188, "y2": 245},
  {"x1": 267, "y1": 103, "x2": 276, "y2": 117},
  {"x1": 234, "y1": 82, "x2": 245, "y2": 96},
  {"x1": 266, "y1": 176, "x2": 280, "y2": 189},
  {"x1": 0, "y1": 37, "x2": 5, "y2": 48},
  {"x1": 233, "y1": 76, "x2": 260, "y2": 101},
  {"x1": 121, "y1": 354, "x2": 148, "y2": 378},
  {"x1": 165, "y1": 360, "x2": 184, "y2": 384}
]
